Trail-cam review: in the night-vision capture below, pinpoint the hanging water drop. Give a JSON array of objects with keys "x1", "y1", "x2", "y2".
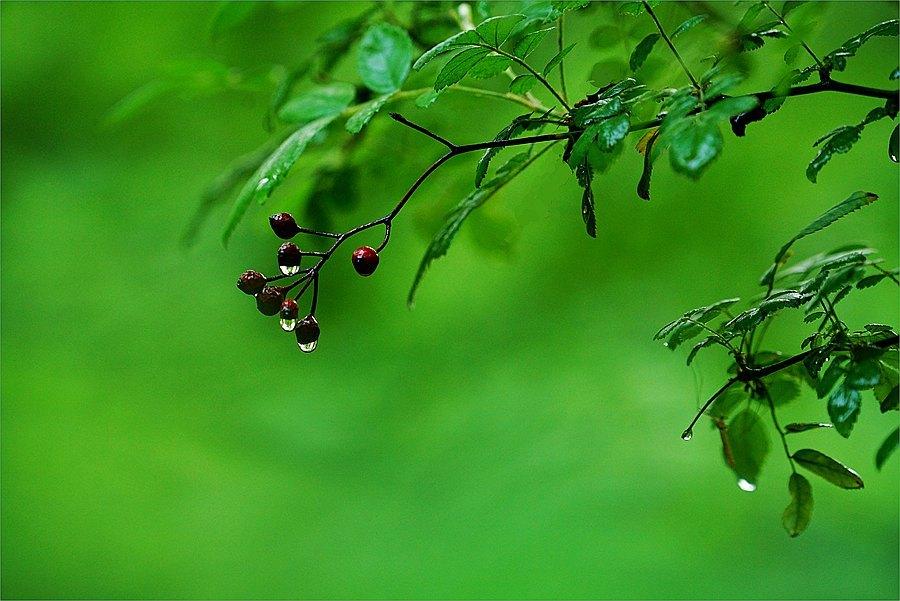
[
  {"x1": 295, "y1": 314, "x2": 320, "y2": 353},
  {"x1": 278, "y1": 242, "x2": 302, "y2": 276},
  {"x1": 255, "y1": 177, "x2": 271, "y2": 192},
  {"x1": 280, "y1": 318, "x2": 296, "y2": 332},
  {"x1": 298, "y1": 340, "x2": 318, "y2": 353},
  {"x1": 737, "y1": 478, "x2": 757, "y2": 492},
  {"x1": 279, "y1": 264, "x2": 301, "y2": 276},
  {"x1": 681, "y1": 428, "x2": 693, "y2": 441}
]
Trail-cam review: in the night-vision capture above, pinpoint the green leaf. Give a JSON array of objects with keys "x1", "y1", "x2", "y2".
[
  {"x1": 576, "y1": 163, "x2": 597, "y2": 238},
  {"x1": 513, "y1": 27, "x2": 554, "y2": 58},
  {"x1": 672, "y1": 14, "x2": 707, "y2": 37},
  {"x1": 567, "y1": 115, "x2": 630, "y2": 169},
  {"x1": 727, "y1": 410, "x2": 770, "y2": 490},
  {"x1": 875, "y1": 427, "x2": 899, "y2": 470},
  {"x1": 782, "y1": 473, "x2": 813, "y2": 537},
  {"x1": 825, "y1": 19, "x2": 899, "y2": 72},
  {"x1": 782, "y1": 1, "x2": 807, "y2": 18},
  {"x1": 412, "y1": 30, "x2": 480, "y2": 71},
  {"x1": 434, "y1": 47, "x2": 491, "y2": 91},
  {"x1": 705, "y1": 96, "x2": 759, "y2": 120},
  {"x1": 793, "y1": 448, "x2": 864, "y2": 489},
  {"x1": 630, "y1": 34, "x2": 660, "y2": 72},
  {"x1": 474, "y1": 14, "x2": 527, "y2": 47},
  {"x1": 408, "y1": 146, "x2": 552, "y2": 306},
  {"x1": 686, "y1": 335, "x2": 719, "y2": 365},
  {"x1": 827, "y1": 385, "x2": 861, "y2": 438},
  {"x1": 221, "y1": 115, "x2": 336, "y2": 246},
  {"x1": 785, "y1": 422, "x2": 833, "y2": 433},
  {"x1": 764, "y1": 372, "x2": 801, "y2": 406},
  {"x1": 542, "y1": 42, "x2": 576, "y2": 76},
  {"x1": 468, "y1": 54, "x2": 513, "y2": 79},
  {"x1": 760, "y1": 191, "x2": 878, "y2": 289},
  {"x1": 667, "y1": 117, "x2": 723, "y2": 179},
  {"x1": 806, "y1": 126, "x2": 862, "y2": 183},
  {"x1": 845, "y1": 358, "x2": 882, "y2": 390},
  {"x1": 345, "y1": 92, "x2": 394, "y2": 134},
  {"x1": 816, "y1": 356, "x2": 848, "y2": 398},
  {"x1": 655, "y1": 297, "x2": 740, "y2": 342},
  {"x1": 636, "y1": 130, "x2": 659, "y2": 201},
  {"x1": 475, "y1": 114, "x2": 541, "y2": 188},
  {"x1": 357, "y1": 23, "x2": 413, "y2": 94},
  {"x1": 415, "y1": 89, "x2": 441, "y2": 108},
  {"x1": 509, "y1": 74, "x2": 537, "y2": 95},
  {"x1": 278, "y1": 83, "x2": 355, "y2": 124}
]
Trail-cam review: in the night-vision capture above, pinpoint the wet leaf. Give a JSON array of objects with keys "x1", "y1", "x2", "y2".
[
  {"x1": 875, "y1": 427, "x2": 899, "y2": 470},
  {"x1": 793, "y1": 448, "x2": 864, "y2": 489},
  {"x1": 357, "y1": 23, "x2": 413, "y2": 94},
  {"x1": 827, "y1": 385, "x2": 861, "y2": 438},
  {"x1": 782, "y1": 473, "x2": 813, "y2": 537}
]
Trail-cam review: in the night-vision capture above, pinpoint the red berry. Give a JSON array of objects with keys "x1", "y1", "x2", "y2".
[
  {"x1": 279, "y1": 299, "x2": 299, "y2": 320},
  {"x1": 277, "y1": 242, "x2": 302, "y2": 275},
  {"x1": 256, "y1": 286, "x2": 285, "y2": 316},
  {"x1": 269, "y1": 212, "x2": 300, "y2": 239},
  {"x1": 237, "y1": 270, "x2": 266, "y2": 295},
  {"x1": 351, "y1": 246, "x2": 379, "y2": 276},
  {"x1": 295, "y1": 315, "x2": 320, "y2": 352}
]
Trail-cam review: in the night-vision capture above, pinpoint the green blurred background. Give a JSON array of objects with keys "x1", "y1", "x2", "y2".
[{"x1": 2, "y1": 1, "x2": 898, "y2": 598}]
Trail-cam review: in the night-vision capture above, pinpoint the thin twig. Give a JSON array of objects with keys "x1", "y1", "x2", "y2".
[{"x1": 643, "y1": 1, "x2": 701, "y2": 91}]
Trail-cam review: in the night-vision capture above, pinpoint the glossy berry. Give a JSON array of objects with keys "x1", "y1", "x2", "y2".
[
  {"x1": 237, "y1": 270, "x2": 267, "y2": 295},
  {"x1": 280, "y1": 298, "x2": 299, "y2": 320},
  {"x1": 269, "y1": 212, "x2": 300, "y2": 239},
  {"x1": 295, "y1": 315, "x2": 320, "y2": 353},
  {"x1": 255, "y1": 286, "x2": 285, "y2": 316},
  {"x1": 351, "y1": 245, "x2": 379, "y2": 276},
  {"x1": 279, "y1": 298, "x2": 299, "y2": 332},
  {"x1": 277, "y1": 242, "x2": 302, "y2": 275}
]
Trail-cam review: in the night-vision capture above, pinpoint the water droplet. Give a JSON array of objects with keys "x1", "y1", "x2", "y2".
[
  {"x1": 298, "y1": 340, "x2": 317, "y2": 353},
  {"x1": 681, "y1": 428, "x2": 693, "y2": 441},
  {"x1": 255, "y1": 177, "x2": 270, "y2": 192},
  {"x1": 279, "y1": 264, "x2": 300, "y2": 276},
  {"x1": 737, "y1": 478, "x2": 757, "y2": 492},
  {"x1": 280, "y1": 318, "x2": 296, "y2": 332}
]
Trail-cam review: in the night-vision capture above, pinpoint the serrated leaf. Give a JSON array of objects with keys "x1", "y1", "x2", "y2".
[
  {"x1": 782, "y1": 473, "x2": 813, "y2": 537},
  {"x1": 637, "y1": 129, "x2": 659, "y2": 200},
  {"x1": 630, "y1": 33, "x2": 660, "y2": 72},
  {"x1": 825, "y1": 19, "x2": 899, "y2": 72},
  {"x1": 475, "y1": 114, "x2": 541, "y2": 187},
  {"x1": 542, "y1": 42, "x2": 576, "y2": 76},
  {"x1": 828, "y1": 385, "x2": 861, "y2": 438},
  {"x1": 793, "y1": 448, "x2": 864, "y2": 489},
  {"x1": 222, "y1": 115, "x2": 336, "y2": 246},
  {"x1": 668, "y1": 116, "x2": 723, "y2": 179},
  {"x1": 875, "y1": 427, "x2": 899, "y2": 470},
  {"x1": 408, "y1": 146, "x2": 551, "y2": 306},
  {"x1": 468, "y1": 54, "x2": 512, "y2": 79},
  {"x1": 807, "y1": 125, "x2": 862, "y2": 182},
  {"x1": 655, "y1": 297, "x2": 740, "y2": 341},
  {"x1": 727, "y1": 410, "x2": 770, "y2": 489},
  {"x1": 817, "y1": 356, "x2": 848, "y2": 398},
  {"x1": 672, "y1": 14, "x2": 707, "y2": 37},
  {"x1": 760, "y1": 191, "x2": 878, "y2": 289},
  {"x1": 474, "y1": 14, "x2": 527, "y2": 47},
  {"x1": 434, "y1": 47, "x2": 492, "y2": 91},
  {"x1": 785, "y1": 422, "x2": 833, "y2": 433},
  {"x1": 345, "y1": 92, "x2": 394, "y2": 134},
  {"x1": 278, "y1": 83, "x2": 355, "y2": 124},
  {"x1": 845, "y1": 358, "x2": 881, "y2": 389},
  {"x1": 686, "y1": 335, "x2": 719, "y2": 365},
  {"x1": 513, "y1": 26, "x2": 554, "y2": 58},
  {"x1": 412, "y1": 30, "x2": 480, "y2": 71},
  {"x1": 509, "y1": 74, "x2": 537, "y2": 95},
  {"x1": 357, "y1": 23, "x2": 413, "y2": 94}
]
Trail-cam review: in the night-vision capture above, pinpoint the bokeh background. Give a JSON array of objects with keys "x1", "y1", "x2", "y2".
[{"x1": 2, "y1": 1, "x2": 898, "y2": 598}]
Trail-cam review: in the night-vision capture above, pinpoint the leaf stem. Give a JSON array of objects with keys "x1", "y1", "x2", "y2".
[
  {"x1": 761, "y1": 0, "x2": 824, "y2": 68},
  {"x1": 495, "y1": 48, "x2": 572, "y2": 111},
  {"x1": 643, "y1": 1, "x2": 701, "y2": 92},
  {"x1": 556, "y1": 15, "x2": 570, "y2": 105},
  {"x1": 761, "y1": 384, "x2": 797, "y2": 473}
]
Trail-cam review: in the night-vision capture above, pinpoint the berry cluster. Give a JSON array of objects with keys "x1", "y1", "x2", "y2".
[{"x1": 236, "y1": 212, "x2": 380, "y2": 353}]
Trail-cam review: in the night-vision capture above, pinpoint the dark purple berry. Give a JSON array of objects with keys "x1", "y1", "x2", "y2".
[
  {"x1": 280, "y1": 298, "x2": 299, "y2": 320},
  {"x1": 351, "y1": 245, "x2": 379, "y2": 276},
  {"x1": 295, "y1": 315, "x2": 320, "y2": 352},
  {"x1": 237, "y1": 270, "x2": 266, "y2": 295},
  {"x1": 269, "y1": 212, "x2": 300, "y2": 239},
  {"x1": 277, "y1": 242, "x2": 302, "y2": 275},
  {"x1": 256, "y1": 286, "x2": 285, "y2": 316}
]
